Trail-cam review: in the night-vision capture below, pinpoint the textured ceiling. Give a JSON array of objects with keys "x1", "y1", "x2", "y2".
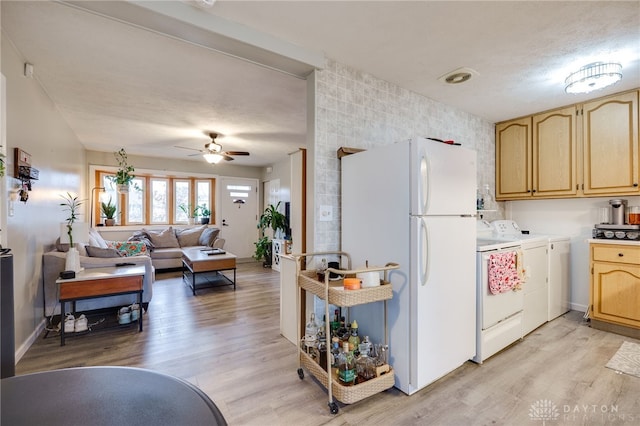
[{"x1": 2, "y1": 1, "x2": 639, "y2": 167}]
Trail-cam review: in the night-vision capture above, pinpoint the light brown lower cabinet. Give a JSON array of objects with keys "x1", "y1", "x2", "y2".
[{"x1": 590, "y1": 243, "x2": 640, "y2": 332}]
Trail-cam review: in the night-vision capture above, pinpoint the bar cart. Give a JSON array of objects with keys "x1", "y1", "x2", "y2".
[{"x1": 294, "y1": 251, "x2": 399, "y2": 414}]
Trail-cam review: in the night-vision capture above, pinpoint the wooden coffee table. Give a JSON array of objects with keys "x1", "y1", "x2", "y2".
[{"x1": 182, "y1": 248, "x2": 237, "y2": 295}]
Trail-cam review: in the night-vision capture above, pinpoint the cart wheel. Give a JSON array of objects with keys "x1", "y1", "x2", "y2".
[
  {"x1": 329, "y1": 402, "x2": 339, "y2": 414},
  {"x1": 297, "y1": 368, "x2": 304, "y2": 380}
]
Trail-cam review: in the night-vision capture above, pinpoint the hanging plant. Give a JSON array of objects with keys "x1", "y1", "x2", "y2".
[{"x1": 108, "y1": 148, "x2": 140, "y2": 192}]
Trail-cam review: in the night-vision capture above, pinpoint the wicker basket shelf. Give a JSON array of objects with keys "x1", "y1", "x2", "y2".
[
  {"x1": 295, "y1": 252, "x2": 399, "y2": 414},
  {"x1": 298, "y1": 269, "x2": 392, "y2": 307},
  {"x1": 299, "y1": 351, "x2": 395, "y2": 405}
]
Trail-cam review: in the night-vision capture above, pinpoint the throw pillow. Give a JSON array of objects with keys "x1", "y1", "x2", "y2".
[
  {"x1": 108, "y1": 241, "x2": 148, "y2": 257},
  {"x1": 88, "y1": 228, "x2": 109, "y2": 249},
  {"x1": 85, "y1": 246, "x2": 123, "y2": 258},
  {"x1": 143, "y1": 227, "x2": 180, "y2": 248},
  {"x1": 175, "y1": 225, "x2": 206, "y2": 247},
  {"x1": 128, "y1": 231, "x2": 154, "y2": 252},
  {"x1": 55, "y1": 237, "x2": 70, "y2": 253},
  {"x1": 198, "y1": 227, "x2": 220, "y2": 247}
]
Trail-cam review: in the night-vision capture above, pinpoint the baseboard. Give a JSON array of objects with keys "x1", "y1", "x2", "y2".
[
  {"x1": 15, "y1": 317, "x2": 46, "y2": 364},
  {"x1": 591, "y1": 319, "x2": 640, "y2": 340}
]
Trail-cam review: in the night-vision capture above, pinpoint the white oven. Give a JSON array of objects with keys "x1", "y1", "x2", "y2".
[{"x1": 473, "y1": 224, "x2": 524, "y2": 364}]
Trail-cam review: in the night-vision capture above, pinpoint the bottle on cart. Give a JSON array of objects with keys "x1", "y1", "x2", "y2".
[
  {"x1": 318, "y1": 334, "x2": 328, "y2": 371},
  {"x1": 348, "y1": 320, "x2": 360, "y2": 352},
  {"x1": 330, "y1": 337, "x2": 341, "y2": 368},
  {"x1": 317, "y1": 258, "x2": 328, "y2": 281},
  {"x1": 337, "y1": 341, "x2": 356, "y2": 386},
  {"x1": 305, "y1": 312, "x2": 319, "y2": 337},
  {"x1": 330, "y1": 309, "x2": 340, "y2": 336},
  {"x1": 356, "y1": 346, "x2": 376, "y2": 383}
]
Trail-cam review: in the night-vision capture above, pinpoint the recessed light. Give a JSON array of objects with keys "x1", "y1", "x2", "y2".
[{"x1": 438, "y1": 67, "x2": 478, "y2": 85}]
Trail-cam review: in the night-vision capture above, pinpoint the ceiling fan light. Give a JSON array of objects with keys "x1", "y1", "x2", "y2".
[
  {"x1": 565, "y1": 62, "x2": 622, "y2": 94},
  {"x1": 203, "y1": 153, "x2": 223, "y2": 164}
]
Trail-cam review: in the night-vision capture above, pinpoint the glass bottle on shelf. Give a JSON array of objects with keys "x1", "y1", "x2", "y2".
[
  {"x1": 330, "y1": 337, "x2": 341, "y2": 368},
  {"x1": 305, "y1": 312, "x2": 319, "y2": 338},
  {"x1": 337, "y1": 341, "x2": 356, "y2": 386},
  {"x1": 348, "y1": 320, "x2": 360, "y2": 352}
]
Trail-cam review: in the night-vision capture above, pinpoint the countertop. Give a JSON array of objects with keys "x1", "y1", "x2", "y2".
[{"x1": 588, "y1": 239, "x2": 640, "y2": 246}]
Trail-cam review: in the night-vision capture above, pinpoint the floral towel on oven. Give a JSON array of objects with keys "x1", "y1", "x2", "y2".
[{"x1": 488, "y1": 251, "x2": 521, "y2": 294}]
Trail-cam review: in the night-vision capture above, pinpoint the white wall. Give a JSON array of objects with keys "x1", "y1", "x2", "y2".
[
  {"x1": 2, "y1": 36, "x2": 86, "y2": 359},
  {"x1": 312, "y1": 59, "x2": 498, "y2": 253},
  {"x1": 507, "y1": 196, "x2": 640, "y2": 312}
]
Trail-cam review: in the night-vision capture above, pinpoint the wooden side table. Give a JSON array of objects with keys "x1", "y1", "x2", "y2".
[{"x1": 56, "y1": 265, "x2": 145, "y2": 346}]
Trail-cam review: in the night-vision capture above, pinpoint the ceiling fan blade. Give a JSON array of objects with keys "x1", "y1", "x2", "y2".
[
  {"x1": 222, "y1": 154, "x2": 235, "y2": 161},
  {"x1": 223, "y1": 151, "x2": 250, "y2": 156},
  {"x1": 174, "y1": 145, "x2": 203, "y2": 153}
]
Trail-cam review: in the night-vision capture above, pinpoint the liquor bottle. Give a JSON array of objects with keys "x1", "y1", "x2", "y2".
[
  {"x1": 305, "y1": 312, "x2": 318, "y2": 337},
  {"x1": 330, "y1": 309, "x2": 340, "y2": 336},
  {"x1": 356, "y1": 347, "x2": 376, "y2": 383},
  {"x1": 348, "y1": 320, "x2": 360, "y2": 352},
  {"x1": 337, "y1": 342, "x2": 356, "y2": 386},
  {"x1": 330, "y1": 337, "x2": 341, "y2": 368}
]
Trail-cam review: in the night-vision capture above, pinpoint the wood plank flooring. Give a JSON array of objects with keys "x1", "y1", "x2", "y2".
[{"x1": 17, "y1": 263, "x2": 640, "y2": 425}]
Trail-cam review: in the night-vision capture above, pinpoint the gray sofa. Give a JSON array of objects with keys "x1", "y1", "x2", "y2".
[{"x1": 134, "y1": 225, "x2": 224, "y2": 270}]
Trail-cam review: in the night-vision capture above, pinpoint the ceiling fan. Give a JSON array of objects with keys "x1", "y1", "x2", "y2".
[{"x1": 175, "y1": 133, "x2": 250, "y2": 163}]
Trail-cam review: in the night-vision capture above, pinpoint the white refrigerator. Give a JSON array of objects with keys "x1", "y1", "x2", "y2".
[{"x1": 342, "y1": 137, "x2": 477, "y2": 395}]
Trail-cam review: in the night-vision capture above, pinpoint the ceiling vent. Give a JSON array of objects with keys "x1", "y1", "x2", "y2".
[{"x1": 438, "y1": 67, "x2": 478, "y2": 85}]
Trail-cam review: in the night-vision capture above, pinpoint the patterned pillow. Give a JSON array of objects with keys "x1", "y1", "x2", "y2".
[{"x1": 108, "y1": 241, "x2": 148, "y2": 257}]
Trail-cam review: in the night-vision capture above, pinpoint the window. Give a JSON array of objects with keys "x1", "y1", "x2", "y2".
[
  {"x1": 94, "y1": 170, "x2": 215, "y2": 226},
  {"x1": 174, "y1": 180, "x2": 190, "y2": 223},
  {"x1": 150, "y1": 179, "x2": 169, "y2": 224}
]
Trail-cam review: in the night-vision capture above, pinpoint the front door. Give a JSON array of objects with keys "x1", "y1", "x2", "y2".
[{"x1": 217, "y1": 177, "x2": 259, "y2": 259}]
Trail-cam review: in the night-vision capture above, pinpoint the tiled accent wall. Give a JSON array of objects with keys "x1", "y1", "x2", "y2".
[{"x1": 313, "y1": 59, "x2": 500, "y2": 251}]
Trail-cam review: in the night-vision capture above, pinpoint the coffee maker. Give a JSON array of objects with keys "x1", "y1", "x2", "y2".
[{"x1": 593, "y1": 198, "x2": 640, "y2": 240}]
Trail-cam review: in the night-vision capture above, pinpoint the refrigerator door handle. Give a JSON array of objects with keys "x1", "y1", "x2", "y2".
[
  {"x1": 420, "y1": 217, "x2": 430, "y2": 286},
  {"x1": 420, "y1": 155, "x2": 430, "y2": 215}
]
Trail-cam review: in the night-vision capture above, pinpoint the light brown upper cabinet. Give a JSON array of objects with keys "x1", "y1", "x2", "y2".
[
  {"x1": 582, "y1": 91, "x2": 639, "y2": 195},
  {"x1": 496, "y1": 106, "x2": 577, "y2": 199},
  {"x1": 496, "y1": 89, "x2": 639, "y2": 201}
]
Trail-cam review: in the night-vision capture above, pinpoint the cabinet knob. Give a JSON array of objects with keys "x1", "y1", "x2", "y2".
[
  {"x1": 618, "y1": 253, "x2": 624, "y2": 257},
  {"x1": 634, "y1": 183, "x2": 638, "y2": 187}
]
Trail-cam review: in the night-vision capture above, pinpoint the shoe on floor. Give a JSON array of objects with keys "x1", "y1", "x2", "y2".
[
  {"x1": 64, "y1": 314, "x2": 75, "y2": 333},
  {"x1": 74, "y1": 314, "x2": 88, "y2": 332},
  {"x1": 130, "y1": 303, "x2": 140, "y2": 321},
  {"x1": 118, "y1": 307, "x2": 131, "y2": 324}
]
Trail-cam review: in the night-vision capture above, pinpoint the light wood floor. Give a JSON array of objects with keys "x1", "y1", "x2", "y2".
[{"x1": 18, "y1": 263, "x2": 640, "y2": 425}]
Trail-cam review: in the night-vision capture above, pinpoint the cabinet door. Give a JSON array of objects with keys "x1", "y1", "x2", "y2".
[
  {"x1": 591, "y1": 262, "x2": 640, "y2": 328},
  {"x1": 583, "y1": 91, "x2": 639, "y2": 195},
  {"x1": 496, "y1": 117, "x2": 532, "y2": 200},
  {"x1": 533, "y1": 106, "x2": 578, "y2": 197}
]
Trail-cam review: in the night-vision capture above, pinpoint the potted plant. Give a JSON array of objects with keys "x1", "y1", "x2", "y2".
[
  {"x1": 109, "y1": 148, "x2": 138, "y2": 193},
  {"x1": 253, "y1": 202, "x2": 288, "y2": 267},
  {"x1": 197, "y1": 205, "x2": 211, "y2": 225},
  {"x1": 179, "y1": 203, "x2": 197, "y2": 224},
  {"x1": 59, "y1": 192, "x2": 84, "y2": 272},
  {"x1": 100, "y1": 196, "x2": 117, "y2": 226}
]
